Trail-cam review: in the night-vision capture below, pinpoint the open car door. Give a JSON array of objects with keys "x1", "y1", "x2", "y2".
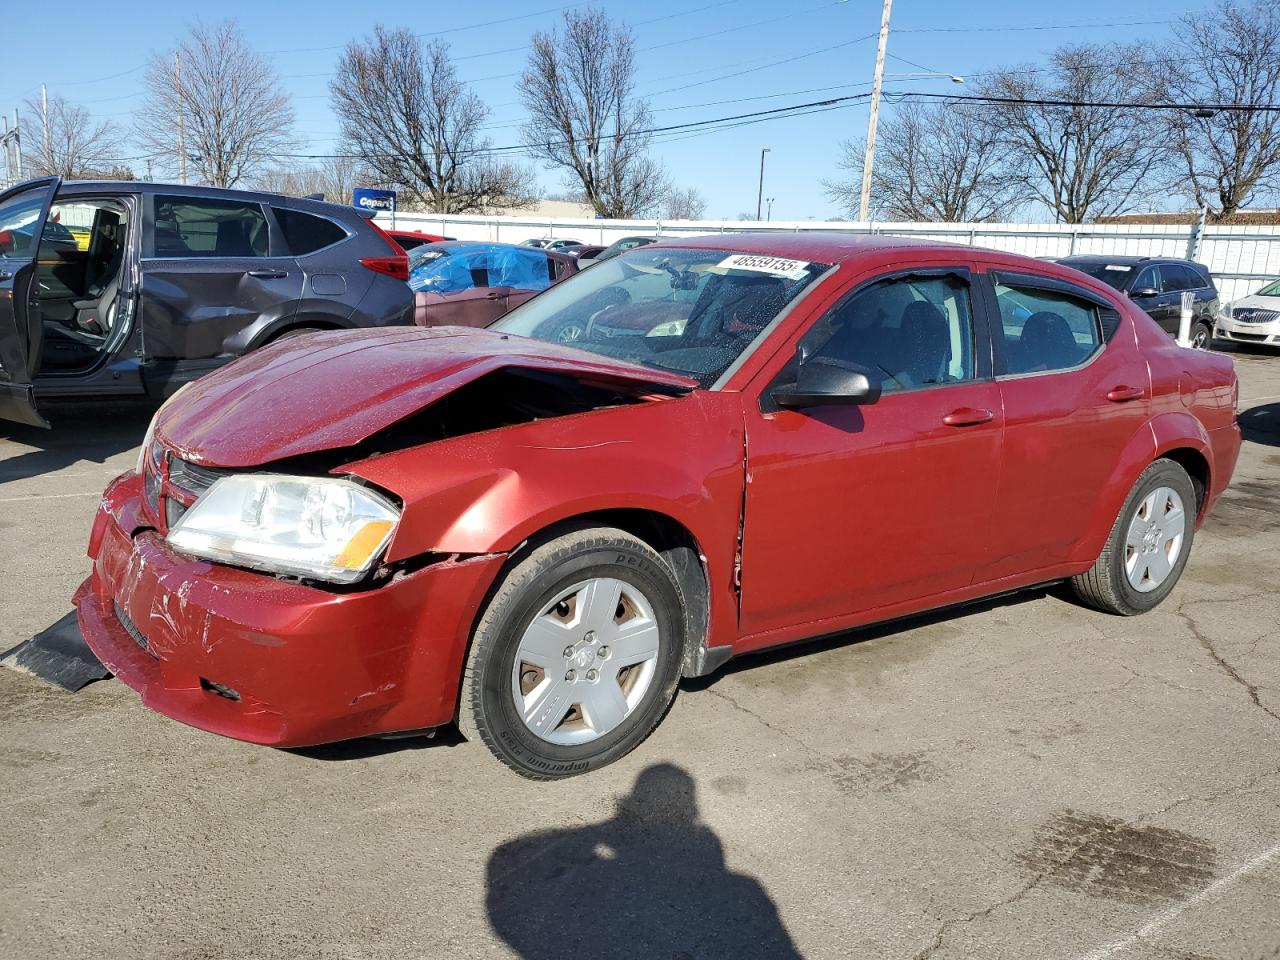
[{"x1": 0, "y1": 176, "x2": 60, "y2": 427}]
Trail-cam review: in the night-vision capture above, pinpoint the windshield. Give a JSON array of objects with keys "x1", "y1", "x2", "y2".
[
  {"x1": 1066, "y1": 261, "x2": 1133, "y2": 290},
  {"x1": 491, "y1": 246, "x2": 830, "y2": 388},
  {"x1": 1257, "y1": 279, "x2": 1280, "y2": 297}
]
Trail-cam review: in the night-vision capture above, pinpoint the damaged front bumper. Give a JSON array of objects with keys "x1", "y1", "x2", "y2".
[{"x1": 75, "y1": 472, "x2": 505, "y2": 747}]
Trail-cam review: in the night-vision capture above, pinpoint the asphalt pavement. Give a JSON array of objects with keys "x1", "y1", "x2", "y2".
[{"x1": 1, "y1": 348, "x2": 1278, "y2": 960}]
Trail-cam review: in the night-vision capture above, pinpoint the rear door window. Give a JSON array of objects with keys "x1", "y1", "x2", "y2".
[
  {"x1": 1161, "y1": 264, "x2": 1194, "y2": 292},
  {"x1": 272, "y1": 207, "x2": 347, "y2": 256},
  {"x1": 995, "y1": 283, "x2": 1102, "y2": 375},
  {"x1": 153, "y1": 196, "x2": 269, "y2": 258}
]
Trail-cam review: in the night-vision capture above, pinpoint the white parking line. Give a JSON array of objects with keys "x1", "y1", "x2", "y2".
[
  {"x1": 0, "y1": 491, "x2": 103, "y2": 503},
  {"x1": 1073, "y1": 840, "x2": 1280, "y2": 960}
]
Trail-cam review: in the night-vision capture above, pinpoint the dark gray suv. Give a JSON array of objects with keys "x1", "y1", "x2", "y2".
[
  {"x1": 1057, "y1": 255, "x2": 1221, "y2": 349},
  {"x1": 0, "y1": 177, "x2": 413, "y2": 427}
]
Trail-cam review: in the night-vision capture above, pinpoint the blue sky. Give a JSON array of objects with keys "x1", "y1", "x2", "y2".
[{"x1": 2, "y1": 1, "x2": 1202, "y2": 219}]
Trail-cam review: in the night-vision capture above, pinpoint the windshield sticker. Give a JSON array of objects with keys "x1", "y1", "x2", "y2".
[
  {"x1": 1105, "y1": 264, "x2": 1134, "y2": 271},
  {"x1": 716, "y1": 254, "x2": 811, "y2": 280}
]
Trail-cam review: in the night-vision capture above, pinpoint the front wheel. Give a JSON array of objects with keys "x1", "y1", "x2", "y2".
[
  {"x1": 1190, "y1": 321, "x2": 1212, "y2": 350},
  {"x1": 1070, "y1": 459, "x2": 1197, "y2": 615},
  {"x1": 459, "y1": 527, "x2": 685, "y2": 779}
]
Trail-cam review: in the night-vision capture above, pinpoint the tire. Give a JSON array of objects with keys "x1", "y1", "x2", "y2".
[
  {"x1": 458, "y1": 527, "x2": 685, "y2": 779},
  {"x1": 1070, "y1": 459, "x2": 1197, "y2": 615},
  {"x1": 1190, "y1": 321, "x2": 1212, "y2": 350}
]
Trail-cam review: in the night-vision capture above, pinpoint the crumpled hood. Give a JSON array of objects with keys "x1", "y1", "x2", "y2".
[{"x1": 155, "y1": 326, "x2": 696, "y2": 468}]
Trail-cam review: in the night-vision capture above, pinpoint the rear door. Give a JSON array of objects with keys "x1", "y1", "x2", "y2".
[
  {"x1": 0, "y1": 177, "x2": 60, "y2": 427},
  {"x1": 139, "y1": 194, "x2": 302, "y2": 361},
  {"x1": 978, "y1": 268, "x2": 1151, "y2": 579}
]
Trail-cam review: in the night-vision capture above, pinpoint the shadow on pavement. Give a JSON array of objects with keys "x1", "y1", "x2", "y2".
[
  {"x1": 487, "y1": 763, "x2": 804, "y2": 960},
  {"x1": 1238, "y1": 402, "x2": 1279, "y2": 447},
  {"x1": 286, "y1": 725, "x2": 466, "y2": 761},
  {"x1": 688, "y1": 585, "x2": 1053, "y2": 689},
  {"x1": 0, "y1": 399, "x2": 158, "y2": 484}
]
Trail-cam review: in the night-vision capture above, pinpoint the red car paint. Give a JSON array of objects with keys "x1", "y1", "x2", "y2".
[
  {"x1": 386, "y1": 229, "x2": 449, "y2": 251},
  {"x1": 75, "y1": 234, "x2": 1242, "y2": 748}
]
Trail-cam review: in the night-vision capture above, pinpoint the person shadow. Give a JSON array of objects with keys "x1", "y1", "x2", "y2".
[{"x1": 486, "y1": 763, "x2": 804, "y2": 960}]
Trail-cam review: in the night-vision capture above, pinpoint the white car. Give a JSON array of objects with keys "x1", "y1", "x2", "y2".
[{"x1": 1216, "y1": 279, "x2": 1280, "y2": 348}]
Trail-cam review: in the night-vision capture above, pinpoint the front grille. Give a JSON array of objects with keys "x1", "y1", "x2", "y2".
[
  {"x1": 1229, "y1": 331, "x2": 1271, "y2": 342},
  {"x1": 1231, "y1": 308, "x2": 1280, "y2": 325},
  {"x1": 113, "y1": 601, "x2": 159, "y2": 660}
]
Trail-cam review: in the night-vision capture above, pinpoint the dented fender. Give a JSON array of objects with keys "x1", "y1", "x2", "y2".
[{"x1": 345, "y1": 390, "x2": 748, "y2": 649}]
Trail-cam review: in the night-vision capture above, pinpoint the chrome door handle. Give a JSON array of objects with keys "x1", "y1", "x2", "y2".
[{"x1": 942, "y1": 407, "x2": 994, "y2": 427}]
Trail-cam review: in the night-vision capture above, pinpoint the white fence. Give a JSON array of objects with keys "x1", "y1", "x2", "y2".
[{"x1": 380, "y1": 210, "x2": 1280, "y2": 304}]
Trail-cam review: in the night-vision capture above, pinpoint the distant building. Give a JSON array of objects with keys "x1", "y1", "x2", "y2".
[{"x1": 1097, "y1": 209, "x2": 1280, "y2": 226}]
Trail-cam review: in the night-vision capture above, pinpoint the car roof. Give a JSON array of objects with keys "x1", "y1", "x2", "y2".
[
  {"x1": 650, "y1": 231, "x2": 992, "y2": 265},
  {"x1": 54, "y1": 179, "x2": 359, "y2": 216},
  {"x1": 1059, "y1": 254, "x2": 1207, "y2": 268}
]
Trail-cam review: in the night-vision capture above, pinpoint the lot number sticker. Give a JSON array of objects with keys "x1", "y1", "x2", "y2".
[{"x1": 717, "y1": 254, "x2": 811, "y2": 280}]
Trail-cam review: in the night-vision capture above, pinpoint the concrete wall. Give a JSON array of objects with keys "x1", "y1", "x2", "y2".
[{"x1": 380, "y1": 211, "x2": 1280, "y2": 304}]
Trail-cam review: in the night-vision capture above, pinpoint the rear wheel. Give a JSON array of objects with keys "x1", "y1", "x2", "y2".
[
  {"x1": 459, "y1": 527, "x2": 685, "y2": 779},
  {"x1": 1190, "y1": 321, "x2": 1212, "y2": 350},
  {"x1": 1071, "y1": 459, "x2": 1196, "y2": 615}
]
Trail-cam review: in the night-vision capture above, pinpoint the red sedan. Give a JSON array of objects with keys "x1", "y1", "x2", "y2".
[{"x1": 75, "y1": 235, "x2": 1241, "y2": 779}]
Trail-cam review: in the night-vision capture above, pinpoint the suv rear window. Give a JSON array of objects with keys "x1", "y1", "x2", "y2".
[
  {"x1": 154, "y1": 197, "x2": 269, "y2": 258},
  {"x1": 273, "y1": 207, "x2": 347, "y2": 256}
]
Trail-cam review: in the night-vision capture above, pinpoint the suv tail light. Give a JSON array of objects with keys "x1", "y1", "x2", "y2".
[{"x1": 361, "y1": 219, "x2": 410, "y2": 281}]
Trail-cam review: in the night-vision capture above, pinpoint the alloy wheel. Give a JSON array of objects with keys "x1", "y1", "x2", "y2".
[
  {"x1": 1124, "y1": 486, "x2": 1187, "y2": 592},
  {"x1": 511, "y1": 577, "x2": 661, "y2": 745}
]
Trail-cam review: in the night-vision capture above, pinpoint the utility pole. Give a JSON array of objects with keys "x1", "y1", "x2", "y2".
[
  {"x1": 1, "y1": 116, "x2": 10, "y2": 187},
  {"x1": 766, "y1": 197, "x2": 775, "y2": 221},
  {"x1": 756, "y1": 147, "x2": 770, "y2": 221},
  {"x1": 176, "y1": 51, "x2": 187, "y2": 185},
  {"x1": 41, "y1": 83, "x2": 51, "y2": 174},
  {"x1": 858, "y1": 0, "x2": 893, "y2": 223},
  {"x1": 13, "y1": 109, "x2": 21, "y2": 180}
]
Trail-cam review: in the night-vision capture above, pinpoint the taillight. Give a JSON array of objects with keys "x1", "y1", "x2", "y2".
[{"x1": 362, "y1": 218, "x2": 410, "y2": 281}]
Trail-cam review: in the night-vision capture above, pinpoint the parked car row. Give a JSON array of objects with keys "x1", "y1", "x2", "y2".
[{"x1": 0, "y1": 177, "x2": 414, "y2": 428}]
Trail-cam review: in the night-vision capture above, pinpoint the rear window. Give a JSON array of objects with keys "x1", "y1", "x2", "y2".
[
  {"x1": 154, "y1": 196, "x2": 269, "y2": 258},
  {"x1": 273, "y1": 207, "x2": 347, "y2": 256}
]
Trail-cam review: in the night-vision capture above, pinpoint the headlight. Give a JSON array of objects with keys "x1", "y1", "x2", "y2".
[{"x1": 167, "y1": 474, "x2": 400, "y2": 584}]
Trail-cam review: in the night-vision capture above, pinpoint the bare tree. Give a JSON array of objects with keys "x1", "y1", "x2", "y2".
[
  {"x1": 983, "y1": 45, "x2": 1166, "y2": 223},
  {"x1": 824, "y1": 102, "x2": 1023, "y2": 222},
  {"x1": 331, "y1": 28, "x2": 532, "y2": 213},
  {"x1": 21, "y1": 94, "x2": 122, "y2": 179},
  {"x1": 663, "y1": 187, "x2": 707, "y2": 220},
  {"x1": 136, "y1": 20, "x2": 294, "y2": 187},
  {"x1": 520, "y1": 9, "x2": 668, "y2": 218},
  {"x1": 254, "y1": 156, "x2": 370, "y2": 202},
  {"x1": 1151, "y1": 2, "x2": 1280, "y2": 219}
]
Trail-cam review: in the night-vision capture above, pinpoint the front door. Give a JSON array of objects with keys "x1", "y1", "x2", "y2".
[
  {"x1": 0, "y1": 177, "x2": 60, "y2": 427},
  {"x1": 739, "y1": 265, "x2": 1003, "y2": 642},
  {"x1": 139, "y1": 193, "x2": 302, "y2": 361}
]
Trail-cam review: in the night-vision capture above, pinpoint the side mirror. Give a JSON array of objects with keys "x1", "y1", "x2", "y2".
[
  {"x1": 773, "y1": 355, "x2": 882, "y2": 409},
  {"x1": 1129, "y1": 287, "x2": 1159, "y2": 299}
]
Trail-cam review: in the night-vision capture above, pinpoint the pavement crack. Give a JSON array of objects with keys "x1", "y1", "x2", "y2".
[
  {"x1": 1177, "y1": 601, "x2": 1280, "y2": 725},
  {"x1": 911, "y1": 874, "x2": 1048, "y2": 960}
]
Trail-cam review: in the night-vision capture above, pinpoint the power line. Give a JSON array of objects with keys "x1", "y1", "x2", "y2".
[{"x1": 79, "y1": 84, "x2": 1275, "y2": 166}]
